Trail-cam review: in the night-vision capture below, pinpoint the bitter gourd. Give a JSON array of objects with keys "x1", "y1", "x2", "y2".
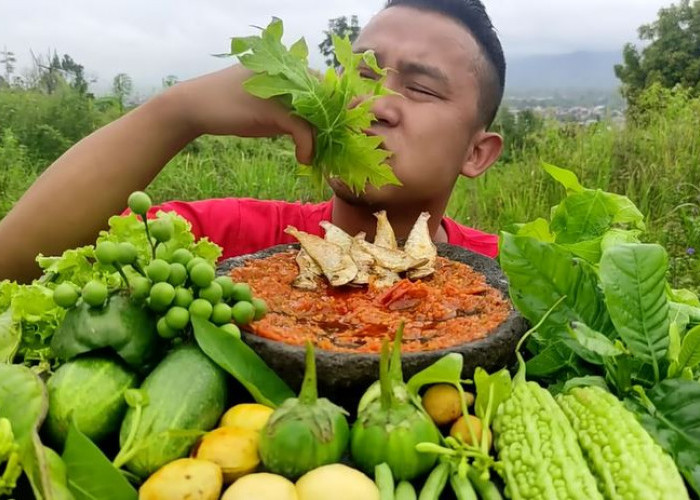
[{"x1": 557, "y1": 385, "x2": 688, "y2": 500}]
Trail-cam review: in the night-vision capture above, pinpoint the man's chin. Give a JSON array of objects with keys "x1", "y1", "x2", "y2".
[{"x1": 328, "y1": 178, "x2": 382, "y2": 207}]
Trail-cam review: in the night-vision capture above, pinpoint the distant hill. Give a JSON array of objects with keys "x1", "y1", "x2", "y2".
[{"x1": 505, "y1": 51, "x2": 623, "y2": 93}]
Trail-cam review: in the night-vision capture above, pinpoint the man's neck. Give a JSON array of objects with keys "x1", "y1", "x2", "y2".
[{"x1": 330, "y1": 197, "x2": 448, "y2": 243}]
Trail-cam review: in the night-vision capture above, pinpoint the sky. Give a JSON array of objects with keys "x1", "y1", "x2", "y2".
[{"x1": 0, "y1": 0, "x2": 676, "y2": 97}]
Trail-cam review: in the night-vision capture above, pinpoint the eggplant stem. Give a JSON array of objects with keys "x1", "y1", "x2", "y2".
[
  {"x1": 299, "y1": 341, "x2": 318, "y2": 405},
  {"x1": 379, "y1": 338, "x2": 393, "y2": 411}
]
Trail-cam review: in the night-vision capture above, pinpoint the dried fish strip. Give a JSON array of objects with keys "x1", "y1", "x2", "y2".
[
  {"x1": 355, "y1": 238, "x2": 428, "y2": 273},
  {"x1": 285, "y1": 226, "x2": 358, "y2": 286},
  {"x1": 373, "y1": 210, "x2": 398, "y2": 249},
  {"x1": 292, "y1": 248, "x2": 322, "y2": 290},
  {"x1": 404, "y1": 212, "x2": 437, "y2": 279},
  {"x1": 349, "y1": 233, "x2": 375, "y2": 285},
  {"x1": 320, "y1": 220, "x2": 354, "y2": 251}
]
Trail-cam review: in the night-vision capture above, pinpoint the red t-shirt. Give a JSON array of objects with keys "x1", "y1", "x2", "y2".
[{"x1": 147, "y1": 198, "x2": 498, "y2": 259}]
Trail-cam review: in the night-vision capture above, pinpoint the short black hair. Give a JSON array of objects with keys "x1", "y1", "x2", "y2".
[{"x1": 384, "y1": 0, "x2": 505, "y2": 128}]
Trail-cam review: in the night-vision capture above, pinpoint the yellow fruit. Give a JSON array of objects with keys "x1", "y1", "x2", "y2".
[
  {"x1": 450, "y1": 415, "x2": 492, "y2": 449},
  {"x1": 422, "y1": 384, "x2": 474, "y2": 426},
  {"x1": 193, "y1": 427, "x2": 260, "y2": 483},
  {"x1": 222, "y1": 472, "x2": 298, "y2": 500},
  {"x1": 219, "y1": 403, "x2": 274, "y2": 432},
  {"x1": 139, "y1": 458, "x2": 222, "y2": 500}
]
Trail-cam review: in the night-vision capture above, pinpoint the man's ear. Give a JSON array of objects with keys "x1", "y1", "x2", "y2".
[{"x1": 460, "y1": 132, "x2": 503, "y2": 178}]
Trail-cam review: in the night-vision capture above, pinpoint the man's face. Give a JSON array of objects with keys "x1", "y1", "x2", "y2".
[{"x1": 330, "y1": 6, "x2": 491, "y2": 208}]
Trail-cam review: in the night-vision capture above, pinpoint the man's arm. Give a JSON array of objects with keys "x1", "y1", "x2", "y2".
[{"x1": 0, "y1": 65, "x2": 313, "y2": 283}]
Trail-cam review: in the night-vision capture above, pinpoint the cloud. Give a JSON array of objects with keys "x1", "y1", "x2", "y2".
[{"x1": 0, "y1": 0, "x2": 671, "y2": 95}]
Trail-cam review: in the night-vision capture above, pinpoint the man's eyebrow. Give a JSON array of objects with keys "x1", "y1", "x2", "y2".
[{"x1": 398, "y1": 61, "x2": 449, "y2": 86}]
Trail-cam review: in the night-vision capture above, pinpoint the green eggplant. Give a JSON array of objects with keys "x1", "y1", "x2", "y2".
[
  {"x1": 351, "y1": 324, "x2": 441, "y2": 481},
  {"x1": 258, "y1": 342, "x2": 349, "y2": 480}
]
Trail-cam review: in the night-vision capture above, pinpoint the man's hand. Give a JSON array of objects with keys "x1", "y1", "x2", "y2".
[
  {"x1": 167, "y1": 65, "x2": 314, "y2": 164},
  {"x1": 0, "y1": 64, "x2": 314, "y2": 282}
]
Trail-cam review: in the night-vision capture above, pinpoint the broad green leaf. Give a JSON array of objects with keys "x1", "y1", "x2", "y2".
[
  {"x1": 0, "y1": 364, "x2": 53, "y2": 500},
  {"x1": 62, "y1": 422, "x2": 137, "y2": 500},
  {"x1": 627, "y1": 379, "x2": 700, "y2": 495},
  {"x1": 514, "y1": 218, "x2": 554, "y2": 242},
  {"x1": 44, "y1": 448, "x2": 74, "y2": 500},
  {"x1": 473, "y1": 368, "x2": 511, "y2": 422},
  {"x1": 499, "y1": 233, "x2": 612, "y2": 342},
  {"x1": 668, "y1": 287, "x2": 700, "y2": 307},
  {"x1": 406, "y1": 353, "x2": 463, "y2": 400},
  {"x1": 559, "y1": 238, "x2": 603, "y2": 263},
  {"x1": 192, "y1": 317, "x2": 294, "y2": 407},
  {"x1": 569, "y1": 322, "x2": 625, "y2": 359},
  {"x1": 669, "y1": 301, "x2": 700, "y2": 324},
  {"x1": 550, "y1": 189, "x2": 645, "y2": 245},
  {"x1": 542, "y1": 162, "x2": 584, "y2": 193},
  {"x1": 525, "y1": 340, "x2": 577, "y2": 377},
  {"x1": 599, "y1": 244, "x2": 670, "y2": 372},
  {"x1": 600, "y1": 228, "x2": 642, "y2": 252},
  {"x1": 669, "y1": 325, "x2": 700, "y2": 377},
  {"x1": 668, "y1": 322, "x2": 682, "y2": 365}
]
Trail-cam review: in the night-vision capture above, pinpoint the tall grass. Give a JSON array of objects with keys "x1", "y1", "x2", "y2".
[{"x1": 2, "y1": 83, "x2": 700, "y2": 288}]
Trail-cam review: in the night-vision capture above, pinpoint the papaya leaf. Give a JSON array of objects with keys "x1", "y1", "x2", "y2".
[
  {"x1": 599, "y1": 244, "x2": 670, "y2": 381},
  {"x1": 62, "y1": 422, "x2": 137, "y2": 500},
  {"x1": 192, "y1": 317, "x2": 294, "y2": 407},
  {"x1": 626, "y1": 379, "x2": 700, "y2": 495}
]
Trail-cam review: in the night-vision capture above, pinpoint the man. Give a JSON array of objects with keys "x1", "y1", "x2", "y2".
[{"x1": 0, "y1": 0, "x2": 505, "y2": 282}]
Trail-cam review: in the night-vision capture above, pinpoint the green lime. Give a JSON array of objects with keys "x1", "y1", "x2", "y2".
[
  {"x1": 168, "y1": 263, "x2": 188, "y2": 286},
  {"x1": 230, "y1": 283, "x2": 253, "y2": 303},
  {"x1": 211, "y1": 303, "x2": 232, "y2": 325},
  {"x1": 128, "y1": 191, "x2": 152, "y2": 215},
  {"x1": 149, "y1": 219, "x2": 174, "y2": 243},
  {"x1": 199, "y1": 282, "x2": 223, "y2": 304},
  {"x1": 94, "y1": 241, "x2": 119, "y2": 265},
  {"x1": 82, "y1": 281, "x2": 108, "y2": 308},
  {"x1": 165, "y1": 306, "x2": 190, "y2": 330},
  {"x1": 157, "y1": 317, "x2": 178, "y2": 339},
  {"x1": 214, "y1": 276, "x2": 235, "y2": 299},
  {"x1": 231, "y1": 301, "x2": 255, "y2": 326},
  {"x1": 53, "y1": 283, "x2": 79, "y2": 308},
  {"x1": 173, "y1": 287, "x2": 194, "y2": 308},
  {"x1": 149, "y1": 282, "x2": 176, "y2": 312},
  {"x1": 146, "y1": 259, "x2": 170, "y2": 283},
  {"x1": 251, "y1": 297, "x2": 268, "y2": 320},
  {"x1": 190, "y1": 263, "x2": 215, "y2": 288},
  {"x1": 171, "y1": 248, "x2": 194, "y2": 266},
  {"x1": 189, "y1": 298, "x2": 213, "y2": 319},
  {"x1": 219, "y1": 323, "x2": 241, "y2": 339},
  {"x1": 116, "y1": 242, "x2": 138, "y2": 265},
  {"x1": 130, "y1": 276, "x2": 152, "y2": 301}
]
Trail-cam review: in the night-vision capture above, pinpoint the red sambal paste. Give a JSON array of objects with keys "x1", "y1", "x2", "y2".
[{"x1": 228, "y1": 250, "x2": 512, "y2": 353}]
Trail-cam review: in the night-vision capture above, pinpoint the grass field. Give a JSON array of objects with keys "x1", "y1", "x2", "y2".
[{"x1": 2, "y1": 83, "x2": 700, "y2": 289}]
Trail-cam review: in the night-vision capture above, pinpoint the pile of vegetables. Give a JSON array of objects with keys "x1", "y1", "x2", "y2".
[{"x1": 1, "y1": 16, "x2": 700, "y2": 500}]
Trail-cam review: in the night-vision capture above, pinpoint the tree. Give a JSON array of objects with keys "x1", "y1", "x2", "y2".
[
  {"x1": 318, "y1": 15, "x2": 361, "y2": 69},
  {"x1": 615, "y1": 0, "x2": 700, "y2": 107},
  {"x1": 161, "y1": 74, "x2": 179, "y2": 88},
  {"x1": 112, "y1": 73, "x2": 133, "y2": 113},
  {"x1": 0, "y1": 47, "x2": 16, "y2": 86}
]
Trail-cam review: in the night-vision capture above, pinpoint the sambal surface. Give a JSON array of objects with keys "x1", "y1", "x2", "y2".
[{"x1": 228, "y1": 250, "x2": 512, "y2": 353}]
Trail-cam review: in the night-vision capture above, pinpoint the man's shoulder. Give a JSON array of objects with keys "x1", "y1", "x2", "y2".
[{"x1": 442, "y1": 216, "x2": 499, "y2": 258}]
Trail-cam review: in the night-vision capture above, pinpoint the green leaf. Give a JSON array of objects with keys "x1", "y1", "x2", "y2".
[
  {"x1": 473, "y1": 368, "x2": 511, "y2": 422},
  {"x1": 627, "y1": 379, "x2": 700, "y2": 495},
  {"x1": 668, "y1": 288, "x2": 700, "y2": 307},
  {"x1": 0, "y1": 309, "x2": 20, "y2": 363},
  {"x1": 499, "y1": 233, "x2": 612, "y2": 342},
  {"x1": 569, "y1": 322, "x2": 625, "y2": 359},
  {"x1": 514, "y1": 218, "x2": 555, "y2": 242},
  {"x1": 550, "y1": 189, "x2": 645, "y2": 245},
  {"x1": 599, "y1": 244, "x2": 670, "y2": 375},
  {"x1": 668, "y1": 322, "x2": 682, "y2": 365},
  {"x1": 232, "y1": 18, "x2": 399, "y2": 194},
  {"x1": 405, "y1": 353, "x2": 464, "y2": 400},
  {"x1": 542, "y1": 162, "x2": 584, "y2": 193},
  {"x1": 62, "y1": 422, "x2": 137, "y2": 500},
  {"x1": 670, "y1": 325, "x2": 700, "y2": 377},
  {"x1": 0, "y1": 364, "x2": 52, "y2": 500},
  {"x1": 561, "y1": 375, "x2": 609, "y2": 393},
  {"x1": 525, "y1": 340, "x2": 577, "y2": 377},
  {"x1": 192, "y1": 316, "x2": 294, "y2": 407}
]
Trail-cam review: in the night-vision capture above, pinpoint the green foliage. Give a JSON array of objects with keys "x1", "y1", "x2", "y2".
[
  {"x1": 615, "y1": 0, "x2": 700, "y2": 108},
  {"x1": 319, "y1": 15, "x2": 361, "y2": 69}
]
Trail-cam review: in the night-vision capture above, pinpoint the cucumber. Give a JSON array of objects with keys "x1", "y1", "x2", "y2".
[
  {"x1": 44, "y1": 356, "x2": 138, "y2": 446},
  {"x1": 117, "y1": 344, "x2": 227, "y2": 478}
]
